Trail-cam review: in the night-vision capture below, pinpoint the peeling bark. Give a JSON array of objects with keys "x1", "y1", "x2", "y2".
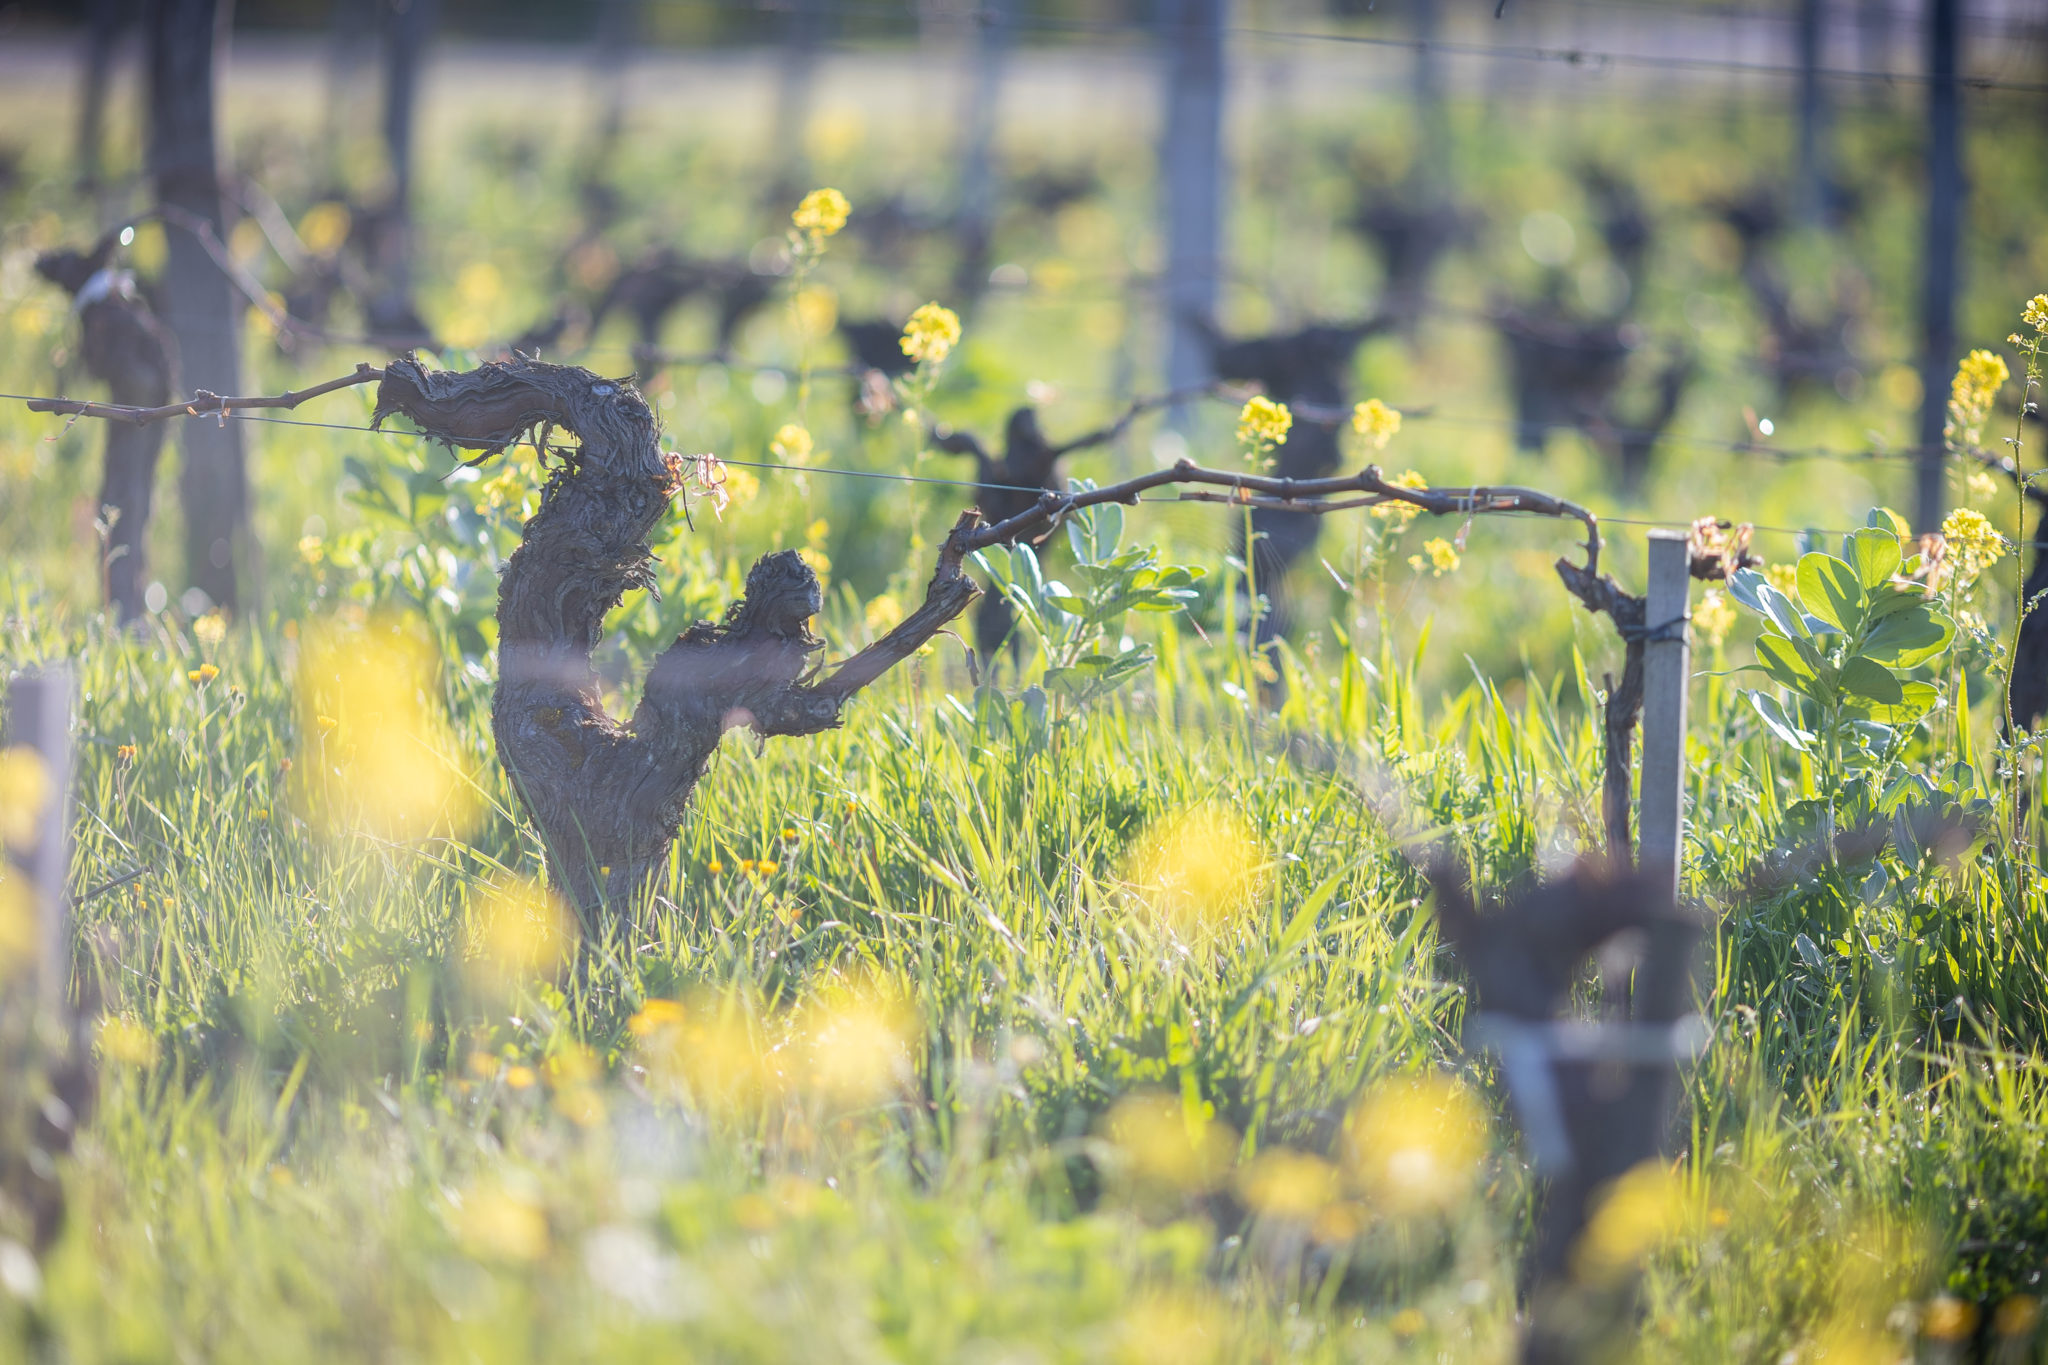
[{"x1": 371, "y1": 357, "x2": 982, "y2": 917}]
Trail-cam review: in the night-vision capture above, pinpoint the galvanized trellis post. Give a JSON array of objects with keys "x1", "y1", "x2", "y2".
[{"x1": 1638, "y1": 530, "x2": 1692, "y2": 894}]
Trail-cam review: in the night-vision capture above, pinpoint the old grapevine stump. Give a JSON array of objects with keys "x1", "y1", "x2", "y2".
[{"x1": 372, "y1": 357, "x2": 981, "y2": 917}]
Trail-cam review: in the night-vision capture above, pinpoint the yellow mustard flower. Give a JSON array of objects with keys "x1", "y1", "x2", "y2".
[
  {"x1": 770, "y1": 423, "x2": 813, "y2": 465},
  {"x1": 1967, "y1": 467, "x2": 1999, "y2": 502},
  {"x1": 2025, "y1": 294, "x2": 2048, "y2": 331},
  {"x1": 791, "y1": 187, "x2": 850, "y2": 239},
  {"x1": 1410, "y1": 537, "x2": 1460, "y2": 577},
  {"x1": 1947, "y1": 348, "x2": 2009, "y2": 449},
  {"x1": 1370, "y1": 469, "x2": 1429, "y2": 530},
  {"x1": 1940, "y1": 506, "x2": 2006, "y2": 588},
  {"x1": 1236, "y1": 395, "x2": 1293, "y2": 452},
  {"x1": 1693, "y1": 588, "x2": 1736, "y2": 651},
  {"x1": 1765, "y1": 561, "x2": 1800, "y2": 599},
  {"x1": 900, "y1": 302, "x2": 962, "y2": 365},
  {"x1": 1351, "y1": 398, "x2": 1402, "y2": 450}
]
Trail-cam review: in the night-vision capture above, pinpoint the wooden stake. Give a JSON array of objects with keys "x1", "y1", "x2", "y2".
[
  {"x1": 1638, "y1": 532, "x2": 1690, "y2": 897},
  {"x1": 4, "y1": 668, "x2": 74, "y2": 1014}
]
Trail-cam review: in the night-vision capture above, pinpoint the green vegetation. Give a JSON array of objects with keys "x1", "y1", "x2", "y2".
[{"x1": 3, "y1": 37, "x2": 2048, "y2": 1363}]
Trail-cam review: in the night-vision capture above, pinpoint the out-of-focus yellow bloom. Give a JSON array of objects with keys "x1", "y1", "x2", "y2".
[
  {"x1": 1237, "y1": 1149, "x2": 1341, "y2": 1219},
  {"x1": 192, "y1": 613, "x2": 227, "y2": 648},
  {"x1": 1121, "y1": 803, "x2": 1267, "y2": 936},
  {"x1": 754, "y1": 859, "x2": 780, "y2": 876},
  {"x1": 797, "y1": 982, "x2": 914, "y2": 1107},
  {"x1": 0, "y1": 878, "x2": 37, "y2": 980},
  {"x1": 863, "y1": 594, "x2": 904, "y2": 637},
  {"x1": 467, "y1": 1050, "x2": 498, "y2": 1076},
  {"x1": 1967, "y1": 467, "x2": 1999, "y2": 502},
  {"x1": 453, "y1": 1183, "x2": 549, "y2": 1263},
  {"x1": 0, "y1": 747, "x2": 52, "y2": 853},
  {"x1": 636, "y1": 995, "x2": 782, "y2": 1110},
  {"x1": 1922, "y1": 1296, "x2": 1978, "y2": 1341},
  {"x1": 1103, "y1": 1092, "x2": 1236, "y2": 1193},
  {"x1": 97, "y1": 1015, "x2": 156, "y2": 1067},
  {"x1": 1766, "y1": 562, "x2": 1801, "y2": 599},
  {"x1": 1947, "y1": 348, "x2": 2010, "y2": 449},
  {"x1": 1345, "y1": 1074, "x2": 1487, "y2": 1216},
  {"x1": 1995, "y1": 1295, "x2": 2041, "y2": 1338},
  {"x1": 2025, "y1": 295, "x2": 2048, "y2": 331},
  {"x1": 900, "y1": 302, "x2": 962, "y2": 365},
  {"x1": 1390, "y1": 1308, "x2": 1426, "y2": 1338},
  {"x1": 1352, "y1": 398, "x2": 1402, "y2": 449},
  {"x1": 466, "y1": 877, "x2": 575, "y2": 994},
  {"x1": 1939, "y1": 506, "x2": 2006, "y2": 589},
  {"x1": 1410, "y1": 537, "x2": 1460, "y2": 577},
  {"x1": 1116, "y1": 1292, "x2": 1225, "y2": 1365},
  {"x1": 1572, "y1": 1160, "x2": 1689, "y2": 1282},
  {"x1": 770, "y1": 423, "x2": 813, "y2": 465},
  {"x1": 1235, "y1": 395, "x2": 1292, "y2": 452},
  {"x1": 292, "y1": 613, "x2": 482, "y2": 840},
  {"x1": 791, "y1": 187, "x2": 850, "y2": 239},
  {"x1": 1693, "y1": 588, "x2": 1736, "y2": 651},
  {"x1": 188, "y1": 665, "x2": 220, "y2": 686},
  {"x1": 794, "y1": 285, "x2": 838, "y2": 339},
  {"x1": 116, "y1": 744, "x2": 137, "y2": 764},
  {"x1": 628, "y1": 999, "x2": 686, "y2": 1037},
  {"x1": 296, "y1": 201, "x2": 351, "y2": 256},
  {"x1": 706, "y1": 858, "x2": 725, "y2": 876},
  {"x1": 297, "y1": 535, "x2": 325, "y2": 565},
  {"x1": 505, "y1": 1065, "x2": 537, "y2": 1090},
  {"x1": 779, "y1": 825, "x2": 799, "y2": 843}
]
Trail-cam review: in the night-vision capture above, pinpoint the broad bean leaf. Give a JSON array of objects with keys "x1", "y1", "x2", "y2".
[
  {"x1": 1862, "y1": 607, "x2": 1954, "y2": 669},
  {"x1": 1797, "y1": 552, "x2": 1866, "y2": 634},
  {"x1": 1846, "y1": 528, "x2": 1902, "y2": 590}
]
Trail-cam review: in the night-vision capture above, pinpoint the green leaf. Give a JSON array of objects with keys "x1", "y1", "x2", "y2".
[
  {"x1": 1756, "y1": 580, "x2": 1811, "y2": 639},
  {"x1": 1838, "y1": 656, "x2": 1904, "y2": 705},
  {"x1": 1747, "y1": 690, "x2": 1814, "y2": 749},
  {"x1": 1867, "y1": 506, "x2": 1911, "y2": 538},
  {"x1": 1862, "y1": 608, "x2": 1955, "y2": 669},
  {"x1": 1846, "y1": 528, "x2": 1903, "y2": 590},
  {"x1": 1797, "y1": 552, "x2": 1867, "y2": 634},
  {"x1": 1755, "y1": 634, "x2": 1817, "y2": 690}
]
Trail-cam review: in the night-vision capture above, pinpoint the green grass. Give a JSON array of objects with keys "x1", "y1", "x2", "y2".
[{"x1": 3, "y1": 35, "x2": 2048, "y2": 1362}]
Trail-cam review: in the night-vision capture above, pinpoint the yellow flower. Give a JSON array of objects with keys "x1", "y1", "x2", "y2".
[
  {"x1": 1390, "y1": 1308, "x2": 1426, "y2": 1338},
  {"x1": 1939, "y1": 506, "x2": 2006, "y2": 588},
  {"x1": 900, "y1": 302, "x2": 962, "y2": 365},
  {"x1": 1410, "y1": 537, "x2": 1460, "y2": 577},
  {"x1": 791, "y1": 187, "x2": 850, "y2": 239},
  {"x1": 98, "y1": 1016, "x2": 156, "y2": 1067},
  {"x1": 1235, "y1": 395, "x2": 1292, "y2": 452},
  {"x1": 505, "y1": 1065, "x2": 537, "y2": 1090},
  {"x1": 754, "y1": 859, "x2": 779, "y2": 875},
  {"x1": 1102, "y1": 1092, "x2": 1237, "y2": 1193},
  {"x1": 1370, "y1": 469, "x2": 1428, "y2": 530},
  {"x1": 189, "y1": 664, "x2": 220, "y2": 686},
  {"x1": 2025, "y1": 294, "x2": 2048, "y2": 331},
  {"x1": 116, "y1": 744, "x2": 137, "y2": 763},
  {"x1": 1967, "y1": 467, "x2": 1999, "y2": 501},
  {"x1": 1765, "y1": 561, "x2": 1800, "y2": 599},
  {"x1": 192, "y1": 613, "x2": 227, "y2": 648},
  {"x1": 1946, "y1": 348, "x2": 2009, "y2": 449},
  {"x1": 628, "y1": 999, "x2": 687, "y2": 1037},
  {"x1": 1693, "y1": 588, "x2": 1736, "y2": 651},
  {"x1": 1996, "y1": 1296, "x2": 2041, "y2": 1339},
  {"x1": 770, "y1": 423, "x2": 813, "y2": 465},
  {"x1": 1122, "y1": 804, "x2": 1267, "y2": 937},
  {"x1": 452, "y1": 1184, "x2": 549, "y2": 1263},
  {"x1": 706, "y1": 858, "x2": 724, "y2": 876},
  {"x1": 1351, "y1": 398, "x2": 1402, "y2": 450},
  {"x1": 780, "y1": 826, "x2": 798, "y2": 843},
  {"x1": 1923, "y1": 1296, "x2": 1979, "y2": 1342},
  {"x1": 1345, "y1": 1075, "x2": 1486, "y2": 1216}
]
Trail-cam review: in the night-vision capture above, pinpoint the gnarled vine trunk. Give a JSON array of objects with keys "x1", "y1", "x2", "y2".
[{"x1": 371, "y1": 357, "x2": 981, "y2": 918}]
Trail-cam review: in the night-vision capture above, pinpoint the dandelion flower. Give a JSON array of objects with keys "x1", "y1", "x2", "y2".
[
  {"x1": 1235, "y1": 395, "x2": 1292, "y2": 451},
  {"x1": 791, "y1": 187, "x2": 850, "y2": 239},
  {"x1": 900, "y1": 302, "x2": 962, "y2": 365},
  {"x1": 1351, "y1": 398, "x2": 1402, "y2": 449},
  {"x1": 116, "y1": 744, "x2": 137, "y2": 763},
  {"x1": 505, "y1": 1065, "x2": 537, "y2": 1090},
  {"x1": 706, "y1": 858, "x2": 724, "y2": 876},
  {"x1": 188, "y1": 664, "x2": 219, "y2": 686}
]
